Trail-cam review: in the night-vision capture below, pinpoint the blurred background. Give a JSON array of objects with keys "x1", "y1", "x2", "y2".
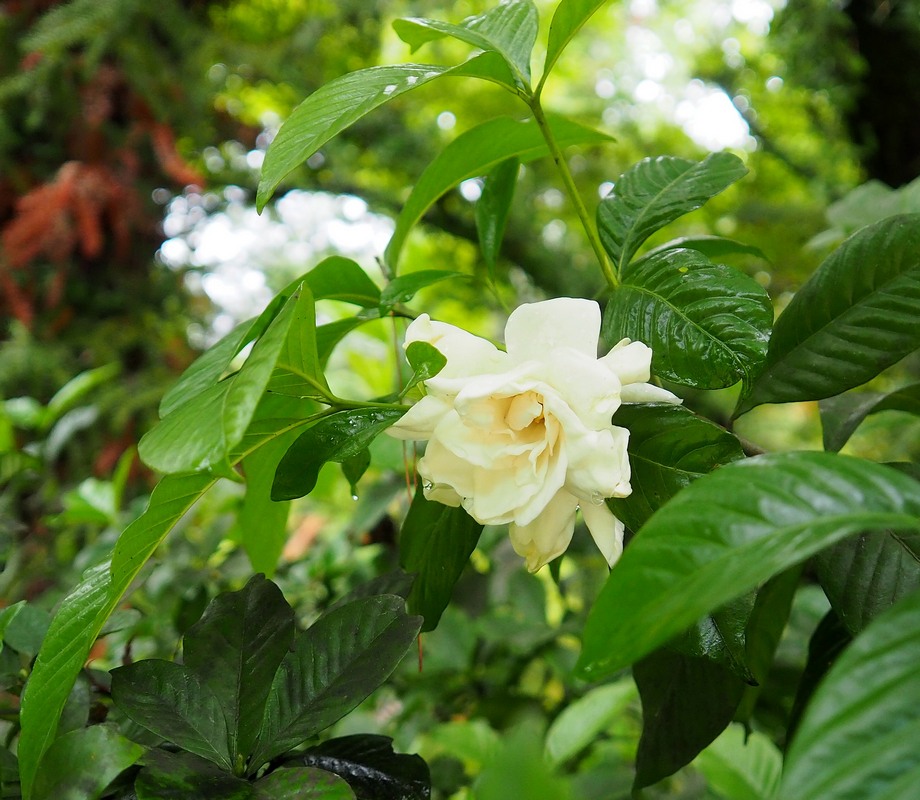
[{"x1": 1, "y1": 1, "x2": 919, "y2": 797}]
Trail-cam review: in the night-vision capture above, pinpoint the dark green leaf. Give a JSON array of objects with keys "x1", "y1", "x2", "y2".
[
  {"x1": 272, "y1": 408, "x2": 406, "y2": 501},
  {"x1": 577, "y1": 452, "x2": 920, "y2": 681},
  {"x1": 670, "y1": 593, "x2": 756, "y2": 683},
  {"x1": 111, "y1": 660, "x2": 232, "y2": 770},
  {"x1": 819, "y1": 382, "x2": 920, "y2": 452},
  {"x1": 781, "y1": 590, "x2": 920, "y2": 799},
  {"x1": 341, "y1": 449, "x2": 371, "y2": 496},
  {"x1": 257, "y1": 55, "x2": 519, "y2": 210},
  {"x1": 597, "y1": 153, "x2": 748, "y2": 272},
  {"x1": 252, "y1": 596, "x2": 422, "y2": 766},
  {"x1": 301, "y1": 734, "x2": 431, "y2": 800},
  {"x1": 304, "y1": 256, "x2": 381, "y2": 307},
  {"x1": 399, "y1": 485, "x2": 483, "y2": 631},
  {"x1": 815, "y1": 528, "x2": 920, "y2": 635},
  {"x1": 737, "y1": 214, "x2": 920, "y2": 416},
  {"x1": 325, "y1": 571, "x2": 416, "y2": 615},
  {"x1": 476, "y1": 158, "x2": 519, "y2": 271},
  {"x1": 255, "y1": 767, "x2": 355, "y2": 800},
  {"x1": 643, "y1": 235, "x2": 768, "y2": 263},
  {"x1": 385, "y1": 114, "x2": 612, "y2": 270},
  {"x1": 394, "y1": 0, "x2": 538, "y2": 86},
  {"x1": 135, "y1": 750, "x2": 253, "y2": 800},
  {"x1": 404, "y1": 341, "x2": 447, "y2": 392},
  {"x1": 32, "y1": 725, "x2": 143, "y2": 800},
  {"x1": 633, "y1": 648, "x2": 745, "y2": 790},
  {"x1": 183, "y1": 575, "x2": 296, "y2": 763},
  {"x1": 379, "y1": 271, "x2": 466, "y2": 311},
  {"x1": 609, "y1": 403, "x2": 745, "y2": 531},
  {"x1": 602, "y1": 249, "x2": 772, "y2": 389}
]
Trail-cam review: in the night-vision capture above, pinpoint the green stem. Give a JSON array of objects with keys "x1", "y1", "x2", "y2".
[{"x1": 529, "y1": 98, "x2": 619, "y2": 290}]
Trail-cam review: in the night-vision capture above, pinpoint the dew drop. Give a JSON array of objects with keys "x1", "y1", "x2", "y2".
[
  {"x1": 406, "y1": 75, "x2": 419, "y2": 86},
  {"x1": 423, "y1": 480, "x2": 434, "y2": 491},
  {"x1": 351, "y1": 493, "x2": 359, "y2": 501},
  {"x1": 383, "y1": 84, "x2": 398, "y2": 95},
  {"x1": 590, "y1": 491, "x2": 605, "y2": 505}
]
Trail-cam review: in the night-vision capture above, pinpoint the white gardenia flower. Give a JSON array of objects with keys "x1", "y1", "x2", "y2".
[{"x1": 388, "y1": 297, "x2": 681, "y2": 572}]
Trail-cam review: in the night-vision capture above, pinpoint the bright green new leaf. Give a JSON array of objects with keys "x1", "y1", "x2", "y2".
[
  {"x1": 737, "y1": 214, "x2": 920, "y2": 416},
  {"x1": 577, "y1": 452, "x2": 920, "y2": 681},
  {"x1": 694, "y1": 724, "x2": 781, "y2": 800},
  {"x1": 542, "y1": 0, "x2": 609, "y2": 82},
  {"x1": 403, "y1": 341, "x2": 447, "y2": 394},
  {"x1": 781, "y1": 590, "x2": 920, "y2": 799},
  {"x1": 819, "y1": 382, "x2": 920, "y2": 452},
  {"x1": 597, "y1": 153, "x2": 748, "y2": 273},
  {"x1": 394, "y1": 0, "x2": 539, "y2": 87},
  {"x1": 42, "y1": 363, "x2": 121, "y2": 432},
  {"x1": 255, "y1": 767, "x2": 355, "y2": 800},
  {"x1": 379, "y1": 270, "x2": 466, "y2": 311},
  {"x1": 32, "y1": 725, "x2": 143, "y2": 800},
  {"x1": 251, "y1": 595, "x2": 422, "y2": 767},
  {"x1": 257, "y1": 54, "x2": 519, "y2": 210},
  {"x1": 602, "y1": 249, "x2": 772, "y2": 389},
  {"x1": 399, "y1": 485, "x2": 483, "y2": 632},
  {"x1": 476, "y1": 158, "x2": 519, "y2": 271},
  {"x1": 271, "y1": 407, "x2": 406, "y2": 501},
  {"x1": 385, "y1": 114, "x2": 612, "y2": 270}
]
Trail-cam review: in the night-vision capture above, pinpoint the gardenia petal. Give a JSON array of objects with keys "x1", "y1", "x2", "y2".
[
  {"x1": 509, "y1": 488, "x2": 579, "y2": 572},
  {"x1": 620, "y1": 383, "x2": 682, "y2": 404},
  {"x1": 504, "y1": 297, "x2": 601, "y2": 363},
  {"x1": 405, "y1": 314, "x2": 508, "y2": 379},
  {"x1": 581, "y1": 502, "x2": 625, "y2": 567}
]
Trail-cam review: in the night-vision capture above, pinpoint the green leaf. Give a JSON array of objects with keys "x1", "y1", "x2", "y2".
[
  {"x1": 385, "y1": 114, "x2": 612, "y2": 270},
  {"x1": 32, "y1": 725, "x2": 143, "y2": 800},
  {"x1": 111, "y1": 660, "x2": 233, "y2": 770},
  {"x1": 42, "y1": 363, "x2": 121, "y2": 431},
  {"x1": 737, "y1": 214, "x2": 920, "y2": 416},
  {"x1": 135, "y1": 750, "x2": 254, "y2": 800},
  {"x1": 19, "y1": 471, "x2": 214, "y2": 800},
  {"x1": 301, "y1": 734, "x2": 431, "y2": 800},
  {"x1": 476, "y1": 158, "x2": 519, "y2": 271},
  {"x1": 325, "y1": 570, "x2": 416, "y2": 615},
  {"x1": 317, "y1": 318, "x2": 373, "y2": 366},
  {"x1": 183, "y1": 575, "x2": 296, "y2": 763},
  {"x1": 602, "y1": 249, "x2": 772, "y2": 389},
  {"x1": 577, "y1": 452, "x2": 920, "y2": 681},
  {"x1": 257, "y1": 55, "x2": 518, "y2": 210},
  {"x1": 609, "y1": 404, "x2": 745, "y2": 531},
  {"x1": 543, "y1": 0, "x2": 609, "y2": 80},
  {"x1": 597, "y1": 153, "x2": 748, "y2": 273},
  {"x1": 1, "y1": 602, "x2": 50, "y2": 657},
  {"x1": 271, "y1": 408, "x2": 406, "y2": 501},
  {"x1": 544, "y1": 679, "x2": 636, "y2": 767},
  {"x1": 815, "y1": 528, "x2": 920, "y2": 635},
  {"x1": 819, "y1": 382, "x2": 920, "y2": 452},
  {"x1": 304, "y1": 256, "x2": 381, "y2": 307},
  {"x1": 643, "y1": 235, "x2": 768, "y2": 263},
  {"x1": 403, "y1": 341, "x2": 447, "y2": 393},
  {"x1": 781, "y1": 589, "x2": 920, "y2": 799},
  {"x1": 140, "y1": 290, "x2": 305, "y2": 473},
  {"x1": 398, "y1": 485, "x2": 483, "y2": 631},
  {"x1": 255, "y1": 767, "x2": 355, "y2": 800},
  {"x1": 394, "y1": 0, "x2": 539, "y2": 86},
  {"x1": 693, "y1": 724, "x2": 781, "y2": 800},
  {"x1": 379, "y1": 270, "x2": 466, "y2": 311},
  {"x1": 633, "y1": 647, "x2": 746, "y2": 790},
  {"x1": 269, "y1": 284, "x2": 330, "y2": 399},
  {"x1": 251, "y1": 595, "x2": 422, "y2": 767}
]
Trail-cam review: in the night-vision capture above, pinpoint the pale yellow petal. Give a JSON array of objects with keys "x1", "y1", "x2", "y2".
[
  {"x1": 509, "y1": 489, "x2": 578, "y2": 572},
  {"x1": 581, "y1": 502, "x2": 625, "y2": 567},
  {"x1": 504, "y1": 298, "x2": 601, "y2": 363}
]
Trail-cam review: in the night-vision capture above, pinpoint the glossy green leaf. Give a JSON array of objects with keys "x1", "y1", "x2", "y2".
[
  {"x1": 379, "y1": 270, "x2": 466, "y2": 311},
  {"x1": 544, "y1": 679, "x2": 636, "y2": 767},
  {"x1": 609, "y1": 404, "x2": 744, "y2": 531},
  {"x1": 271, "y1": 407, "x2": 405, "y2": 501},
  {"x1": 385, "y1": 114, "x2": 612, "y2": 270},
  {"x1": 819, "y1": 382, "x2": 920, "y2": 452},
  {"x1": 140, "y1": 290, "x2": 303, "y2": 473},
  {"x1": 394, "y1": 0, "x2": 538, "y2": 86},
  {"x1": 255, "y1": 767, "x2": 355, "y2": 800},
  {"x1": 781, "y1": 589, "x2": 920, "y2": 799},
  {"x1": 737, "y1": 214, "x2": 920, "y2": 415},
  {"x1": 251, "y1": 595, "x2": 422, "y2": 766},
  {"x1": 476, "y1": 158, "x2": 519, "y2": 270},
  {"x1": 301, "y1": 734, "x2": 431, "y2": 800},
  {"x1": 577, "y1": 452, "x2": 920, "y2": 681},
  {"x1": 404, "y1": 341, "x2": 447, "y2": 393},
  {"x1": 633, "y1": 648, "x2": 745, "y2": 790},
  {"x1": 602, "y1": 249, "x2": 772, "y2": 389},
  {"x1": 542, "y1": 0, "x2": 609, "y2": 80},
  {"x1": 135, "y1": 750, "x2": 253, "y2": 800},
  {"x1": 693, "y1": 724, "x2": 781, "y2": 800},
  {"x1": 597, "y1": 153, "x2": 748, "y2": 272},
  {"x1": 183, "y1": 575, "x2": 295, "y2": 762},
  {"x1": 815, "y1": 528, "x2": 920, "y2": 635},
  {"x1": 19, "y1": 470, "x2": 214, "y2": 800},
  {"x1": 32, "y1": 725, "x2": 143, "y2": 800},
  {"x1": 111, "y1": 660, "x2": 232, "y2": 769},
  {"x1": 325, "y1": 570, "x2": 415, "y2": 615},
  {"x1": 643, "y1": 235, "x2": 768, "y2": 263},
  {"x1": 399, "y1": 485, "x2": 483, "y2": 631},
  {"x1": 257, "y1": 55, "x2": 518, "y2": 210}
]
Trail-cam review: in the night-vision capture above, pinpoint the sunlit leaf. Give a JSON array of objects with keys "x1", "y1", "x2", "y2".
[{"x1": 542, "y1": 0, "x2": 609, "y2": 80}]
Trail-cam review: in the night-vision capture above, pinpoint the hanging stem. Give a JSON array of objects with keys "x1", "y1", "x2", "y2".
[{"x1": 529, "y1": 97, "x2": 619, "y2": 290}]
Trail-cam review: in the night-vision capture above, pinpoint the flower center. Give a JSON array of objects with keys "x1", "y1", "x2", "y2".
[{"x1": 506, "y1": 391, "x2": 544, "y2": 431}]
